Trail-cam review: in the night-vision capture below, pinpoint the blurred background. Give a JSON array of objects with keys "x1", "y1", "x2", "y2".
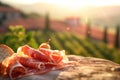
[{"x1": 0, "y1": 0, "x2": 120, "y2": 63}]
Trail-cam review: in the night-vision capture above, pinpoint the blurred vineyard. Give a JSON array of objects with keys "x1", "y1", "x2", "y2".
[
  {"x1": 0, "y1": 26, "x2": 120, "y2": 64},
  {"x1": 35, "y1": 31, "x2": 120, "y2": 64}
]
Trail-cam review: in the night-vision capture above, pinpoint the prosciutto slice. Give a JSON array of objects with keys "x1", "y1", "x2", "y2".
[
  {"x1": 39, "y1": 48, "x2": 64, "y2": 63},
  {"x1": 1, "y1": 54, "x2": 27, "y2": 79},
  {"x1": 17, "y1": 45, "x2": 50, "y2": 62},
  {"x1": 17, "y1": 57, "x2": 45, "y2": 70},
  {"x1": 1, "y1": 43, "x2": 69, "y2": 80},
  {"x1": 9, "y1": 61, "x2": 27, "y2": 80}
]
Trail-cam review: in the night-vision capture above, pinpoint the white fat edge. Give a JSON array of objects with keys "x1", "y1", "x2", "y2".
[
  {"x1": 51, "y1": 67, "x2": 56, "y2": 70},
  {"x1": 60, "y1": 50, "x2": 69, "y2": 63},
  {"x1": 16, "y1": 47, "x2": 28, "y2": 57},
  {"x1": 50, "y1": 50, "x2": 69, "y2": 63},
  {"x1": 16, "y1": 47, "x2": 22, "y2": 55},
  {"x1": 49, "y1": 50, "x2": 54, "y2": 63},
  {"x1": 38, "y1": 62, "x2": 45, "y2": 70}
]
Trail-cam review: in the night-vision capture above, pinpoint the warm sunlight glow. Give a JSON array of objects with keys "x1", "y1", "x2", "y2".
[
  {"x1": 47, "y1": 0, "x2": 89, "y2": 9},
  {"x1": 3, "y1": 0, "x2": 89, "y2": 9},
  {"x1": 3, "y1": 0, "x2": 120, "y2": 7},
  {"x1": 1, "y1": 0, "x2": 120, "y2": 20}
]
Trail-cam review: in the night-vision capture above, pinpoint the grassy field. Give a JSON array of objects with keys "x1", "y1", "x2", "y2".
[
  {"x1": 0, "y1": 26, "x2": 120, "y2": 64},
  {"x1": 34, "y1": 31, "x2": 120, "y2": 64}
]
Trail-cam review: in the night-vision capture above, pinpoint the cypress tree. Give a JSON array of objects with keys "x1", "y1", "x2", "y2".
[
  {"x1": 44, "y1": 13, "x2": 50, "y2": 31},
  {"x1": 114, "y1": 25, "x2": 120, "y2": 48},
  {"x1": 86, "y1": 20, "x2": 91, "y2": 38},
  {"x1": 103, "y1": 26, "x2": 108, "y2": 43},
  {"x1": 43, "y1": 13, "x2": 51, "y2": 41}
]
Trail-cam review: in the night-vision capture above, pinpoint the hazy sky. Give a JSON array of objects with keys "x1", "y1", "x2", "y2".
[
  {"x1": 0, "y1": 0, "x2": 120, "y2": 28},
  {"x1": 1, "y1": 0, "x2": 120, "y2": 24},
  {"x1": 1, "y1": 0, "x2": 120, "y2": 8},
  {"x1": 1, "y1": 0, "x2": 120, "y2": 14}
]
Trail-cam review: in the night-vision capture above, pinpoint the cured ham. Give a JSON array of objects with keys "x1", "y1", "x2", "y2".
[
  {"x1": 17, "y1": 57, "x2": 45, "y2": 70},
  {"x1": 0, "y1": 43, "x2": 70, "y2": 80},
  {"x1": 1, "y1": 54, "x2": 27, "y2": 79},
  {"x1": 9, "y1": 61, "x2": 27, "y2": 80},
  {"x1": 39, "y1": 42, "x2": 51, "y2": 49},
  {"x1": 39, "y1": 48, "x2": 64, "y2": 63},
  {"x1": 1, "y1": 54, "x2": 17, "y2": 76},
  {"x1": 17, "y1": 45, "x2": 50, "y2": 62}
]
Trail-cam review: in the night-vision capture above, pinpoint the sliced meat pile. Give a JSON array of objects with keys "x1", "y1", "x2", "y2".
[{"x1": 0, "y1": 43, "x2": 69, "y2": 80}]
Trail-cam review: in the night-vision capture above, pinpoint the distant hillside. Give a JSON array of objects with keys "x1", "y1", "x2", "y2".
[
  {"x1": 2, "y1": 2, "x2": 120, "y2": 27},
  {"x1": 0, "y1": 1, "x2": 41, "y2": 18},
  {"x1": 81, "y1": 6, "x2": 120, "y2": 27},
  {"x1": 0, "y1": 1, "x2": 11, "y2": 7}
]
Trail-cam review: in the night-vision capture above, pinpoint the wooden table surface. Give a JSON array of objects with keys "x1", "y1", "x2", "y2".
[{"x1": 0, "y1": 55, "x2": 120, "y2": 80}]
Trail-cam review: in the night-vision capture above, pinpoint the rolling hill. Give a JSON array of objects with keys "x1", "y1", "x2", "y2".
[{"x1": 1, "y1": 1, "x2": 120, "y2": 27}]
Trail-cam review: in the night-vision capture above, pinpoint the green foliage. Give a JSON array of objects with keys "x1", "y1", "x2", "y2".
[
  {"x1": 34, "y1": 31, "x2": 120, "y2": 64},
  {"x1": 86, "y1": 20, "x2": 91, "y2": 38},
  {"x1": 114, "y1": 25, "x2": 120, "y2": 48},
  {"x1": 44, "y1": 13, "x2": 51, "y2": 32},
  {"x1": 1, "y1": 26, "x2": 38, "y2": 52},
  {"x1": 21, "y1": 12, "x2": 41, "y2": 18},
  {"x1": 0, "y1": 1, "x2": 11, "y2": 7},
  {"x1": 27, "y1": 13, "x2": 41, "y2": 18},
  {"x1": 103, "y1": 26, "x2": 108, "y2": 43},
  {"x1": 0, "y1": 26, "x2": 120, "y2": 64}
]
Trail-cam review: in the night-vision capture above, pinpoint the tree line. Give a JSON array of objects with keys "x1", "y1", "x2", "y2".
[{"x1": 86, "y1": 22, "x2": 120, "y2": 49}]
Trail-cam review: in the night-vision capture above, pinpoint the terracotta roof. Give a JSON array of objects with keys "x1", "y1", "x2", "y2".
[
  {"x1": 5, "y1": 18, "x2": 45, "y2": 30},
  {"x1": 50, "y1": 20, "x2": 68, "y2": 31},
  {"x1": 4, "y1": 18, "x2": 69, "y2": 31},
  {"x1": 0, "y1": 6, "x2": 19, "y2": 12}
]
